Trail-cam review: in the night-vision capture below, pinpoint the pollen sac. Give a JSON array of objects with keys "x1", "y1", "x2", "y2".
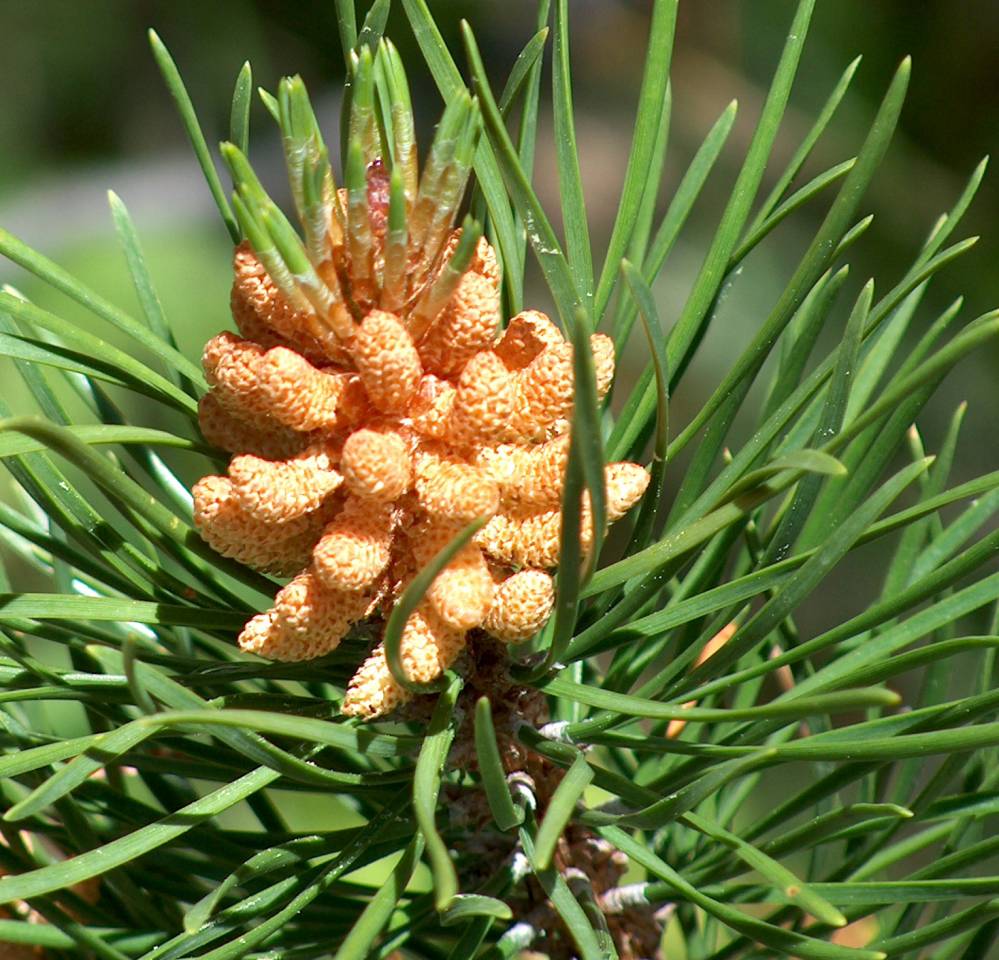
[
  {"x1": 341, "y1": 604, "x2": 467, "y2": 719},
  {"x1": 427, "y1": 543, "x2": 495, "y2": 631},
  {"x1": 590, "y1": 333, "x2": 616, "y2": 400},
  {"x1": 399, "y1": 602, "x2": 467, "y2": 683},
  {"x1": 340, "y1": 643, "x2": 407, "y2": 719},
  {"x1": 494, "y1": 310, "x2": 565, "y2": 370},
  {"x1": 341, "y1": 428, "x2": 412, "y2": 500},
  {"x1": 418, "y1": 239, "x2": 501, "y2": 376},
  {"x1": 198, "y1": 391, "x2": 305, "y2": 460},
  {"x1": 351, "y1": 310, "x2": 422, "y2": 414},
  {"x1": 202, "y1": 332, "x2": 266, "y2": 412},
  {"x1": 483, "y1": 568, "x2": 555, "y2": 643},
  {"x1": 409, "y1": 375, "x2": 456, "y2": 439},
  {"x1": 476, "y1": 435, "x2": 570, "y2": 510},
  {"x1": 192, "y1": 475, "x2": 324, "y2": 576},
  {"x1": 509, "y1": 341, "x2": 575, "y2": 441},
  {"x1": 475, "y1": 461, "x2": 650, "y2": 570},
  {"x1": 605, "y1": 461, "x2": 652, "y2": 520},
  {"x1": 255, "y1": 349, "x2": 360, "y2": 432},
  {"x1": 312, "y1": 497, "x2": 395, "y2": 591},
  {"x1": 192, "y1": 52, "x2": 650, "y2": 719},
  {"x1": 408, "y1": 519, "x2": 494, "y2": 630},
  {"x1": 203, "y1": 333, "x2": 362, "y2": 432},
  {"x1": 446, "y1": 350, "x2": 517, "y2": 446},
  {"x1": 475, "y1": 507, "x2": 566, "y2": 569},
  {"x1": 238, "y1": 570, "x2": 373, "y2": 661},
  {"x1": 414, "y1": 448, "x2": 500, "y2": 523},
  {"x1": 232, "y1": 242, "x2": 329, "y2": 363},
  {"x1": 228, "y1": 442, "x2": 342, "y2": 523}
]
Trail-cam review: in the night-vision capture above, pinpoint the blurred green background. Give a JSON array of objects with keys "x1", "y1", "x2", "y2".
[{"x1": 1, "y1": 0, "x2": 997, "y2": 613}]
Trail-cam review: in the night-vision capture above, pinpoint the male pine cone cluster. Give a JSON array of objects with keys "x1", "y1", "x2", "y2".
[{"x1": 191, "y1": 48, "x2": 649, "y2": 719}]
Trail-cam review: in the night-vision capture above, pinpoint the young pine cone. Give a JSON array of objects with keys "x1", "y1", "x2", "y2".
[{"x1": 191, "y1": 49, "x2": 649, "y2": 719}]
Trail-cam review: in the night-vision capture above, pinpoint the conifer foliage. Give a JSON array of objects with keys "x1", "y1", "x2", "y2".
[{"x1": 1, "y1": 1, "x2": 998, "y2": 958}]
